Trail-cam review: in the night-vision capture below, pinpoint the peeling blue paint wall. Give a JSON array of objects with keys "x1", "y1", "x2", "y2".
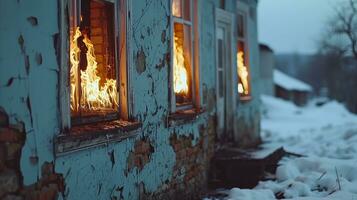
[
  {"x1": 0, "y1": 0, "x2": 59, "y2": 185},
  {"x1": 235, "y1": 0, "x2": 261, "y2": 146},
  {"x1": 0, "y1": 0, "x2": 261, "y2": 199}
]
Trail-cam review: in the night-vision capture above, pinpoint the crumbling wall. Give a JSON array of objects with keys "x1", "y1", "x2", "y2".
[
  {"x1": 53, "y1": 0, "x2": 218, "y2": 199},
  {"x1": 139, "y1": 117, "x2": 216, "y2": 200},
  {"x1": 235, "y1": 0, "x2": 261, "y2": 147},
  {"x1": 0, "y1": 108, "x2": 64, "y2": 200},
  {"x1": 0, "y1": 0, "x2": 241, "y2": 199},
  {"x1": 0, "y1": 0, "x2": 60, "y2": 186}
]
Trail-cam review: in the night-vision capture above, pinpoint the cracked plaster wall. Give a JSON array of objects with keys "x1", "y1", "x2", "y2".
[{"x1": 0, "y1": 0, "x2": 260, "y2": 199}]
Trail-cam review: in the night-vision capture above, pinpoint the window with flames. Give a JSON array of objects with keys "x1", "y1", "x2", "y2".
[
  {"x1": 237, "y1": 12, "x2": 251, "y2": 98},
  {"x1": 171, "y1": 0, "x2": 195, "y2": 111},
  {"x1": 69, "y1": 0, "x2": 121, "y2": 124}
]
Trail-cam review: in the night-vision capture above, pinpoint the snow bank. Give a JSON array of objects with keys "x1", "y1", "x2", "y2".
[
  {"x1": 228, "y1": 188, "x2": 275, "y2": 200},
  {"x1": 206, "y1": 96, "x2": 357, "y2": 200},
  {"x1": 258, "y1": 95, "x2": 357, "y2": 199},
  {"x1": 257, "y1": 156, "x2": 357, "y2": 199}
]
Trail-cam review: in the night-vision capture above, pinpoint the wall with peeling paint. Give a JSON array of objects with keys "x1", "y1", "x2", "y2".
[
  {"x1": 235, "y1": 0, "x2": 262, "y2": 147},
  {"x1": 0, "y1": 0, "x2": 261, "y2": 199}
]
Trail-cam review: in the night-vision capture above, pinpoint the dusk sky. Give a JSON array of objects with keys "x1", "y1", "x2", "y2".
[{"x1": 258, "y1": 0, "x2": 346, "y2": 55}]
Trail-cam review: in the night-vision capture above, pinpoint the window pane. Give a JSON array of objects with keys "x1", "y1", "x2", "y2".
[
  {"x1": 237, "y1": 13, "x2": 244, "y2": 38},
  {"x1": 172, "y1": 0, "x2": 182, "y2": 18},
  {"x1": 173, "y1": 22, "x2": 193, "y2": 106},
  {"x1": 218, "y1": 39, "x2": 223, "y2": 69},
  {"x1": 183, "y1": 0, "x2": 191, "y2": 21},
  {"x1": 237, "y1": 41, "x2": 250, "y2": 95},
  {"x1": 70, "y1": 0, "x2": 119, "y2": 118}
]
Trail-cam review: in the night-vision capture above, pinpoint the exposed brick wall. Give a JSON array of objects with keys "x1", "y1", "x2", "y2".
[
  {"x1": 127, "y1": 138, "x2": 154, "y2": 172},
  {"x1": 89, "y1": 0, "x2": 115, "y2": 83},
  {"x1": 140, "y1": 117, "x2": 216, "y2": 200},
  {"x1": 0, "y1": 108, "x2": 65, "y2": 200}
]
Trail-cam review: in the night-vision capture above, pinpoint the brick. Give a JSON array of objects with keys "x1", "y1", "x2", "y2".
[
  {"x1": 91, "y1": 36, "x2": 103, "y2": 44},
  {"x1": 0, "y1": 169, "x2": 19, "y2": 197},
  {"x1": 186, "y1": 148, "x2": 194, "y2": 156},
  {"x1": 0, "y1": 128, "x2": 24, "y2": 143},
  {"x1": 5, "y1": 143, "x2": 22, "y2": 160},
  {"x1": 90, "y1": 19, "x2": 101, "y2": 28},
  {"x1": 135, "y1": 156, "x2": 142, "y2": 169},
  {"x1": 90, "y1": 27, "x2": 103, "y2": 36},
  {"x1": 41, "y1": 162, "x2": 54, "y2": 177},
  {"x1": 136, "y1": 142, "x2": 152, "y2": 155},
  {"x1": 0, "y1": 109, "x2": 8, "y2": 127},
  {"x1": 173, "y1": 143, "x2": 181, "y2": 151},
  {"x1": 90, "y1": 8, "x2": 102, "y2": 18},
  {"x1": 141, "y1": 154, "x2": 149, "y2": 165},
  {"x1": 38, "y1": 185, "x2": 58, "y2": 200},
  {"x1": 0, "y1": 144, "x2": 6, "y2": 171},
  {"x1": 9, "y1": 122, "x2": 25, "y2": 133}
]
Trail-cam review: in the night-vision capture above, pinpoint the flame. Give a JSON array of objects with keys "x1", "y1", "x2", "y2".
[
  {"x1": 237, "y1": 51, "x2": 249, "y2": 95},
  {"x1": 70, "y1": 27, "x2": 118, "y2": 113},
  {"x1": 173, "y1": 32, "x2": 189, "y2": 95}
]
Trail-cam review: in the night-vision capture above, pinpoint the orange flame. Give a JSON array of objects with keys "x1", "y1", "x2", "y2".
[
  {"x1": 70, "y1": 27, "x2": 118, "y2": 113},
  {"x1": 173, "y1": 33, "x2": 189, "y2": 95},
  {"x1": 237, "y1": 51, "x2": 249, "y2": 95}
]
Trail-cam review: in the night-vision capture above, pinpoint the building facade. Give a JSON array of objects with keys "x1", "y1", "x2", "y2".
[
  {"x1": 0, "y1": 0, "x2": 260, "y2": 199},
  {"x1": 274, "y1": 70, "x2": 312, "y2": 106}
]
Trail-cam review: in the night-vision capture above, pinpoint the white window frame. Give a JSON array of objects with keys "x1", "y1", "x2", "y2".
[
  {"x1": 59, "y1": 0, "x2": 132, "y2": 131},
  {"x1": 169, "y1": 0, "x2": 201, "y2": 113}
]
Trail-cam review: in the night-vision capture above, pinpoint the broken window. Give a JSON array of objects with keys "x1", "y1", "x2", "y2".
[
  {"x1": 237, "y1": 12, "x2": 251, "y2": 99},
  {"x1": 171, "y1": 0, "x2": 199, "y2": 112},
  {"x1": 61, "y1": 0, "x2": 129, "y2": 127}
]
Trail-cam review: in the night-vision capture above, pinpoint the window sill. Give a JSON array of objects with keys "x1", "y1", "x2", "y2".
[
  {"x1": 55, "y1": 120, "x2": 141, "y2": 156},
  {"x1": 167, "y1": 108, "x2": 205, "y2": 127},
  {"x1": 240, "y1": 95, "x2": 252, "y2": 102}
]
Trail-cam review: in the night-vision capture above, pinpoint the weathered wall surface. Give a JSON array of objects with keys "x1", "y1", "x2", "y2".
[
  {"x1": 0, "y1": 0, "x2": 261, "y2": 199},
  {"x1": 0, "y1": 109, "x2": 64, "y2": 199},
  {"x1": 0, "y1": 0, "x2": 219, "y2": 199},
  {"x1": 0, "y1": 0, "x2": 60, "y2": 186},
  {"x1": 235, "y1": 0, "x2": 261, "y2": 147}
]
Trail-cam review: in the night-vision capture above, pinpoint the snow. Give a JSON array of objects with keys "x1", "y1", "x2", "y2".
[
  {"x1": 228, "y1": 188, "x2": 276, "y2": 200},
  {"x1": 207, "y1": 95, "x2": 357, "y2": 200},
  {"x1": 274, "y1": 70, "x2": 312, "y2": 92}
]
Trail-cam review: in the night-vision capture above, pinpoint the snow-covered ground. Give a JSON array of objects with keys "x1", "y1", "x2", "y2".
[{"x1": 211, "y1": 95, "x2": 357, "y2": 200}]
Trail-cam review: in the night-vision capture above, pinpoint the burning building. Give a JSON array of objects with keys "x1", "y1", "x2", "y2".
[{"x1": 0, "y1": 0, "x2": 261, "y2": 199}]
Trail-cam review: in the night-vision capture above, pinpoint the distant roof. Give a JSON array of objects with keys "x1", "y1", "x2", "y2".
[
  {"x1": 274, "y1": 70, "x2": 312, "y2": 92},
  {"x1": 259, "y1": 44, "x2": 274, "y2": 52}
]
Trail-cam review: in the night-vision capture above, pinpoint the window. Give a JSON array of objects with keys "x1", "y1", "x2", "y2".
[
  {"x1": 171, "y1": 0, "x2": 200, "y2": 112},
  {"x1": 60, "y1": 0, "x2": 130, "y2": 129},
  {"x1": 237, "y1": 11, "x2": 251, "y2": 99}
]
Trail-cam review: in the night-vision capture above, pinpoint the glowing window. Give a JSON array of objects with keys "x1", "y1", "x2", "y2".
[
  {"x1": 237, "y1": 12, "x2": 251, "y2": 98},
  {"x1": 66, "y1": 0, "x2": 129, "y2": 126},
  {"x1": 171, "y1": 0, "x2": 198, "y2": 111}
]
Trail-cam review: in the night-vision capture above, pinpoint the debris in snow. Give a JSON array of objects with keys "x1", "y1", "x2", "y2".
[{"x1": 205, "y1": 95, "x2": 357, "y2": 200}]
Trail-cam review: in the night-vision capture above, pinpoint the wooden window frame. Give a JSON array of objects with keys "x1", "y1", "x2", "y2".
[
  {"x1": 59, "y1": 0, "x2": 133, "y2": 132},
  {"x1": 169, "y1": 0, "x2": 201, "y2": 114},
  {"x1": 237, "y1": 2, "x2": 252, "y2": 100}
]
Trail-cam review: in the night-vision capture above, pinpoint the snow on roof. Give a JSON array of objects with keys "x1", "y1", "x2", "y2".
[{"x1": 273, "y1": 69, "x2": 312, "y2": 92}]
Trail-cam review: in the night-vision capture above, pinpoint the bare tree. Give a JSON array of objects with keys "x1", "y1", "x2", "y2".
[
  {"x1": 312, "y1": 0, "x2": 357, "y2": 113},
  {"x1": 320, "y1": 0, "x2": 357, "y2": 59}
]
